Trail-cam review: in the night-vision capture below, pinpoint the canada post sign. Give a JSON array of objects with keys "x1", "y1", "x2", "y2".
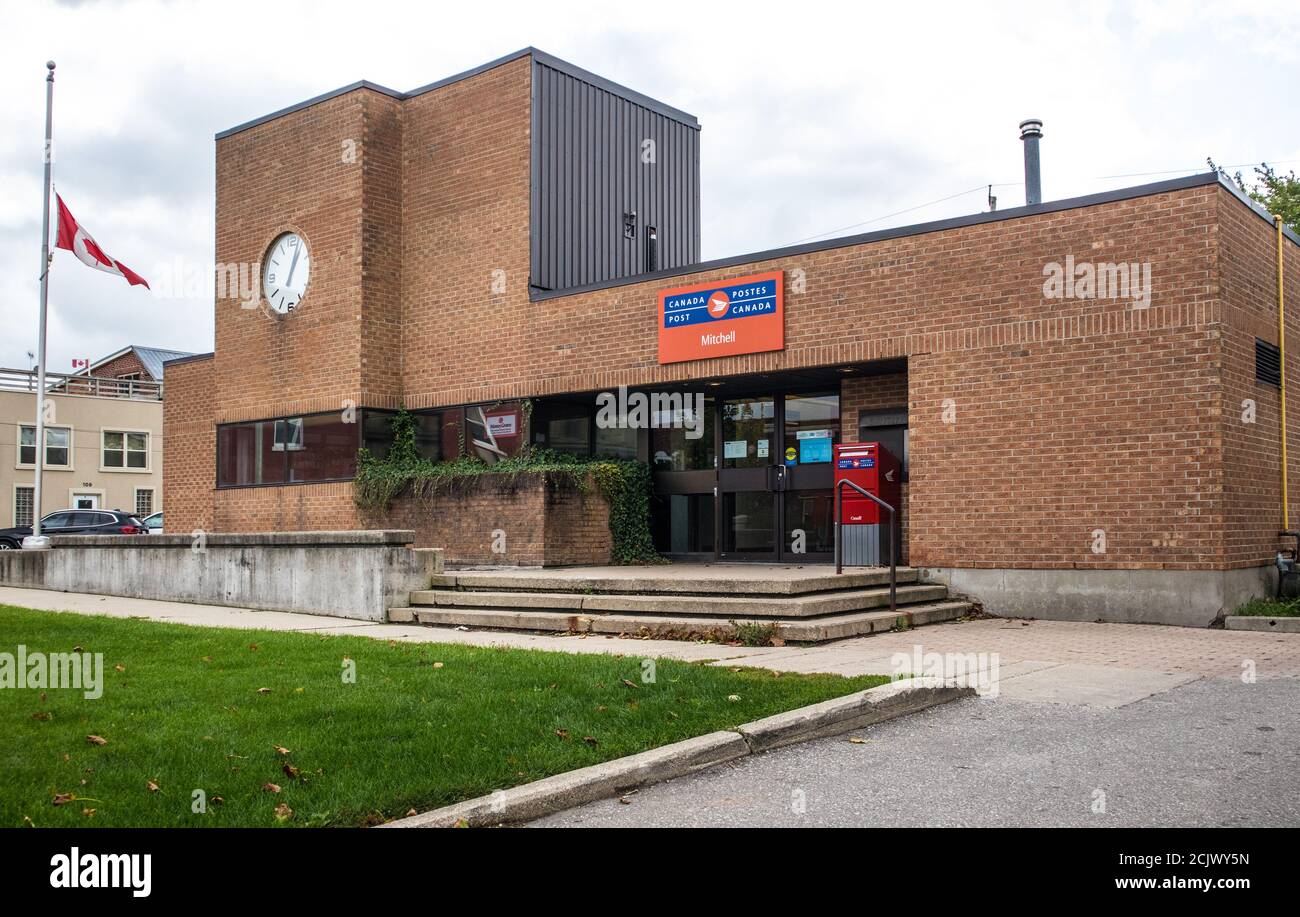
[{"x1": 658, "y1": 270, "x2": 784, "y2": 365}]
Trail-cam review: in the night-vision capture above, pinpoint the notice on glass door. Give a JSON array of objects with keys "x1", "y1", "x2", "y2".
[
  {"x1": 756, "y1": 439, "x2": 769, "y2": 458},
  {"x1": 724, "y1": 440, "x2": 748, "y2": 459}
]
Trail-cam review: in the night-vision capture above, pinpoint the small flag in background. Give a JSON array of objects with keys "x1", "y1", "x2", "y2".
[
  {"x1": 54, "y1": 193, "x2": 149, "y2": 288},
  {"x1": 71, "y1": 358, "x2": 89, "y2": 371}
]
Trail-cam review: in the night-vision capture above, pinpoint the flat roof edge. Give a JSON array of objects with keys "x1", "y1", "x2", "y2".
[
  {"x1": 531, "y1": 171, "x2": 1298, "y2": 302},
  {"x1": 216, "y1": 80, "x2": 404, "y2": 140},
  {"x1": 163, "y1": 352, "x2": 214, "y2": 366},
  {"x1": 216, "y1": 47, "x2": 698, "y2": 140},
  {"x1": 529, "y1": 48, "x2": 699, "y2": 128}
]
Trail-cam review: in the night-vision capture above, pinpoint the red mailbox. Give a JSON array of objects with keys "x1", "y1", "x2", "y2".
[{"x1": 834, "y1": 441, "x2": 901, "y2": 524}]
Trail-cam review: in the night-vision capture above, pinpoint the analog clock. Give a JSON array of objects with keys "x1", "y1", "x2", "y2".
[{"x1": 263, "y1": 232, "x2": 310, "y2": 314}]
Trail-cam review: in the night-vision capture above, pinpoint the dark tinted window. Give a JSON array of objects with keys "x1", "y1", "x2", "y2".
[
  {"x1": 288, "y1": 415, "x2": 357, "y2": 482},
  {"x1": 219, "y1": 413, "x2": 357, "y2": 486},
  {"x1": 41, "y1": 512, "x2": 75, "y2": 530}
]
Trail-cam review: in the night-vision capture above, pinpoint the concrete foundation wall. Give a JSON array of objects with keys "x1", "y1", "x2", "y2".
[
  {"x1": 923, "y1": 565, "x2": 1274, "y2": 628},
  {"x1": 0, "y1": 531, "x2": 441, "y2": 622}
]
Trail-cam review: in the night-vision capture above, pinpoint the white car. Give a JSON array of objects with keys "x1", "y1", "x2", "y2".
[{"x1": 141, "y1": 511, "x2": 164, "y2": 534}]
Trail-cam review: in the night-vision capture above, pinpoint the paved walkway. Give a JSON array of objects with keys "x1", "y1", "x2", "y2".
[{"x1": 3, "y1": 585, "x2": 1299, "y2": 707}]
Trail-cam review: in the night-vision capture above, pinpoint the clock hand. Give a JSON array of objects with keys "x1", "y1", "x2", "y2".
[{"x1": 285, "y1": 240, "x2": 302, "y2": 288}]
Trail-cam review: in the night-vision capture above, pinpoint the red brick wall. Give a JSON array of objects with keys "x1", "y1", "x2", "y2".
[
  {"x1": 212, "y1": 481, "x2": 358, "y2": 533},
  {"x1": 94, "y1": 350, "x2": 148, "y2": 380},
  {"x1": 1219, "y1": 191, "x2": 1300, "y2": 567},
  {"x1": 374, "y1": 472, "x2": 610, "y2": 566},
  {"x1": 162, "y1": 356, "x2": 215, "y2": 532},
  {"x1": 400, "y1": 57, "x2": 532, "y2": 408}
]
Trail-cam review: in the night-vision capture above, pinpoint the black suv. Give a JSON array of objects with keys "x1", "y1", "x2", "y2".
[{"x1": 0, "y1": 509, "x2": 148, "y2": 549}]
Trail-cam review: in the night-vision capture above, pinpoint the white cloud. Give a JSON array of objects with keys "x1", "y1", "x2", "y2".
[{"x1": 0, "y1": 0, "x2": 1297, "y2": 371}]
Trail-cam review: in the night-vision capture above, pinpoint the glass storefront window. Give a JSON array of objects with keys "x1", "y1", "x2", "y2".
[
  {"x1": 722, "y1": 491, "x2": 775, "y2": 554},
  {"x1": 288, "y1": 414, "x2": 358, "y2": 482},
  {"x1": 784, "y1": 489, "x2": 835, "y2": 555},
  {"x1": 217, "y1": 420, "x2": 283, "y2": 486},
  {"x1": 465, "y1": 403, "x2": 524, "y2": 464},
  {"x1": 218, "y1": 413, "x2": 357, "y2": 486},
  {"x1": 595, "y1": 424, "x2": 637, "y2": 460},
  {"x1": 721, "y1": 397, "x2": 775, "y2": 470},
  {"x1": 783, "y1": 392, "x2": 839, "y2": 466},
  {"x1": 651, "y1": 493, "x2": 715, "y2": 554},
  {"x1": 651, "y1": 397, "x2": 714, "y2": 471}
]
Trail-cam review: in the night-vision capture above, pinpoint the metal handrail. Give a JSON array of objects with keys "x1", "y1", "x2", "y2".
[{"x1": 834, "y1": 477, "x2": 897, "y2": 615}]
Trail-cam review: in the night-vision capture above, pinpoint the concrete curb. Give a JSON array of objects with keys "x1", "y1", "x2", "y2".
[
  {"x1": 380, "y1": 677, "x2": 972, "y2": 828},
  {"x1": 1225, "y1": 615, "x2": 1300, "y2": 633}
]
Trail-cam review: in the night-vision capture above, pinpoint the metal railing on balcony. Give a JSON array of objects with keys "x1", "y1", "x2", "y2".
[{"x1": 0, "y1": 367, "x2": 163, "y2": 400}]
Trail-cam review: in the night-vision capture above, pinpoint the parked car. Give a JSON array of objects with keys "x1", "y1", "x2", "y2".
[
  {"x1": 141, "y1": 511, "x2": 164, "y2": 534},
  {"x1": 0, "y1": 509, "x2": 149, "y2": 549}
]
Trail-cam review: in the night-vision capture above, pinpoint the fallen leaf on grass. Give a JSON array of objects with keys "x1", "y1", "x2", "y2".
[
  {"x1": 211, "y1": 796, "x2": 224, "y2": 806},
  {"x1": 52, "y1": 793, "x2": 74, "y2": 806},
  {"x1": 406, "y1": 808, "x2": 418, "y2": 817},
  {"x1": 31, "y1": 712, "x2": 50, "y2": 721},
  {"x1": 86, "y1": 735, "x2": 108, "y2": 746},
  {"x1": 82, "y1": 808, "x2": 95, "y2": 818},
  {"x1": 256, "y1": 688, "x2": 272, "y2": 695},
  {"x1": 282, "y1": 763, "x2": 301, "y2": 781},
  {"x1": 554, "y1": 729, "x2": 570, "y2": 741},
  {"x1": 582, "y1": 736, "x2": 599, "y2": 747},
  {"x1": 272, "y1": 745, "x2": 291, "y2": 756},
  {"x1": 727, "y1": 694, "x2": 741, "y2": 702},
  {"x1": 273, "y1": 803, "x2": 293, "y2": 822},
  {"x1": 146, "y1": 780, "x2": 160, "y2": 793},
  {"x1": 432, "y1": 662, "x2": 444, "y2": 669},
  {"x1": 114, "y1": 664, "x2": 125, "y2": 673},
  {"x1": 262, "y1": 783, "x2": 281, "y2": 794},
  {"x1": 621, "y1": 679, "x2": 639, "y2": 690},
  {"x1": 248, "y1": 643, "x2": 259, "y2": 651}
]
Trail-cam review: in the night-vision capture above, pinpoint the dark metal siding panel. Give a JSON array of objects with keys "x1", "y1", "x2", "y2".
[{"x1": 530, "y1": 59, "x2": 701, "y2": 292}]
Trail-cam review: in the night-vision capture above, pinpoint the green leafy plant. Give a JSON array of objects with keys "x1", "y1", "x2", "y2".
[
  {"x1": 355, "y1": 409, "x2": 661, "y2": 564},
  {"x1": 1209, "y1": 158, "x2": 1300, "y2": 234}
]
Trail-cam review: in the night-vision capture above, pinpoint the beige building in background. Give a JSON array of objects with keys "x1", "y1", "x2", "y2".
[{"x1": 0, "y1": 345, "x2": 193, "y2": 528}]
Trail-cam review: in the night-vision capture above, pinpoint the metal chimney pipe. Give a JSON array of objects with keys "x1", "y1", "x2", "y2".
[{"x1": 1020, "y1": 119, "x2": 1043, "y2": 205}]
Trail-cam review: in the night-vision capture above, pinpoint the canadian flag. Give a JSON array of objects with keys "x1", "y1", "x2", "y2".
[{"x1": 55, "y1": 194, "x2": 149, "y2": 288}]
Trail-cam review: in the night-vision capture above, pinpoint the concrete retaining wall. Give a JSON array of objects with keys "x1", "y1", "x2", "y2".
[
  {"x1": 0, "y1": 531, "x2": 441, "y2": 622},
  {"x1": 923, "y1": 565, "x2": 1274, "y2": 627}
]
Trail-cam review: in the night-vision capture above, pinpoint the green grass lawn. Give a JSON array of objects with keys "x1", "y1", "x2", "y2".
[
  {"x1": 1233, "y1": 597, "x2": 1300, "y2": 617},
  {"x1": 0, "y1": 604, "x2": 887, "y2": 827}
]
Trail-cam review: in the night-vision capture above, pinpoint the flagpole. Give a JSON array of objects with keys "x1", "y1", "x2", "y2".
[{"x1": 24, "y1": 60, "x2": 55, "y2": 551}]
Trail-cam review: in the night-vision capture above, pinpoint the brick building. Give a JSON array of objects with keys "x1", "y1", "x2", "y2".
[{"x1": 164, "y1": 47, "x2": 1300, "y2": 625}]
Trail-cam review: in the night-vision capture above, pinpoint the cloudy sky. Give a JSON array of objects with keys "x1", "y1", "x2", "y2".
[{"x1": 1, "y1": 0, "x2": 1297, "y2": 371}]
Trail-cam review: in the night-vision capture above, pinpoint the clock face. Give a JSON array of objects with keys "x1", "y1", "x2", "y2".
[{"x1": 263, "y1": 232, "x2": 310, "y2": 314}]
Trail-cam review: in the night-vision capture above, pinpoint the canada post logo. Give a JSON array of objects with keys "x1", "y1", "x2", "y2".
[{"x1": 658, "y1": 270, "x2": 784, "y2": 364}]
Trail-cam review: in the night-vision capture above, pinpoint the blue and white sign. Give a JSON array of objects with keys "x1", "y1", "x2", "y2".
[{"x1": 661, "y1": 276, "x2": 780, "y2": 329}]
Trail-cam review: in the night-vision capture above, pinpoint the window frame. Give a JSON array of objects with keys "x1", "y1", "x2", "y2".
[
  {"x1": 100, "y1": 427, "x2": 152, "y2": 473},
  {"x1": 13, "y1": 484, "x2": 35, "y2": 528},
  {"x1": 16, "y1": 423, "x2": 73, "y2": 470},
  {"x1": 215, "y1": 410, "x2": 363, "y2": 490},
  {"x1": 133, "y1": 486, "x2": 155, "y2": 518}
]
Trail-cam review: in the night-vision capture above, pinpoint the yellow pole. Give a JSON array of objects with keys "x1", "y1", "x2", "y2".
[{"x1": 1279, "y1": 214, "x2": 1289, "y2": 531}]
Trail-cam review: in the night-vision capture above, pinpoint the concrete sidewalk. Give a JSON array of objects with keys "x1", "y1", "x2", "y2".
[{"x1": 4, "y1": 585, "x2": 1299, "y2": 707}]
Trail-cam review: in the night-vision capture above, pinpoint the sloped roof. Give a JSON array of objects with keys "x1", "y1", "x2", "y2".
[{"x1": 85, "y1": 345, "x2": 198, "y2": 381}]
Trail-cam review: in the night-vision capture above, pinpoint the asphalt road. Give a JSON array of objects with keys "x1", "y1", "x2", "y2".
[{"x1": 531, "y1": 675, "x2": 1300, "y2": 827}]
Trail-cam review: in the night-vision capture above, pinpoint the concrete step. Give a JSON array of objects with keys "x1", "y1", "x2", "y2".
[
  {"x1": 386, "y1": 599, "x2": 974, "y2": 644},
  {"x1": 429, "y1": 566, "x2": 919, "y2": 596},
  {"x1": 407, "y1": 583, "x2": 949, "y2": 619}
]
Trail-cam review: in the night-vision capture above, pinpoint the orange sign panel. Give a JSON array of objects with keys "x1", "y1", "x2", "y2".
[{"x1": 657, "y1": 270, "x2": 784, "y2": 365}]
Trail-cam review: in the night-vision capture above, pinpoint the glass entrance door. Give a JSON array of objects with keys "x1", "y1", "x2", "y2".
[
  {"x1": 719, "y1": 396, "x2": 778, "y2": 559},
  {"x1": 652, "y1": 386, "x2": 840, "y2": 562}
]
